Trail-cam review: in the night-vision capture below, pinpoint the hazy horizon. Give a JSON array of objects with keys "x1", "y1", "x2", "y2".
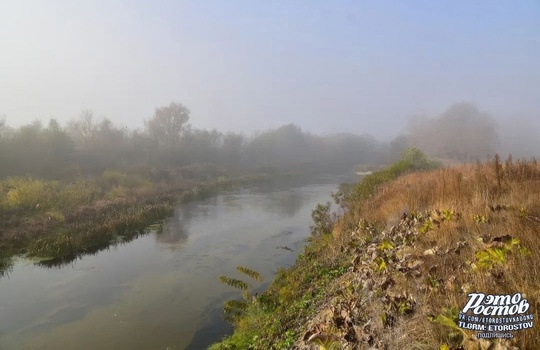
[{"x1": 1, "y1": 1, "x2": 539, "y2": 140}]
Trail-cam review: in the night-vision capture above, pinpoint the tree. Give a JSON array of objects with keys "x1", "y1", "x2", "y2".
[
  {"x1": 247, "y1": 124, "x2": 309, "y2": 165},
  {"x1": 9, "y1": 120, "x2": 46, "y2": 175},
  {"x1": 408, "y1": 103, "x2": 499, "y2": 162},
  {"x1": 0, "y1": 117, "x2": 9, "y2": 177},
  {"x1": 180, "y1": 128, "x2": 222, "y2": 164},
  {"x1": 220, "y1": 132, "x2": 245, "y2": 166},
  {"x1": 145, "y1": 102, "x2": 190, "y2": 148},
  {"x1": 68, "y1": 109, "x2": 97, "y2": 149},
  {"x1": 0, "y1": 117, "x2": 6, "y2": 138},
  {"x1": 43, "y1": 119, "x2": 74, "y2": 176},
  {"x1": 389, "y1": 135, "x2": 409, "y2": 161}
]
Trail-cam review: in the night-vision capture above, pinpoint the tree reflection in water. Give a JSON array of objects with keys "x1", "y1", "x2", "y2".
[{"x1": 155, "y1": 205, "x2": 192, "y2": 248}]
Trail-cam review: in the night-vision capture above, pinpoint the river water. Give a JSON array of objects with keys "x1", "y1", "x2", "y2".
[{"x1": 0, "y1": 175, "x2": 352, "y2": 350}]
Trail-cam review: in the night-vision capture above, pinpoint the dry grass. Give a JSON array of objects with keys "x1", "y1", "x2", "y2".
[{"x1": 325, "y1": 157, "x2": 540, "y2": 349}]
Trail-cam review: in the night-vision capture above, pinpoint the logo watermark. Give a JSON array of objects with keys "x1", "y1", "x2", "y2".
[{"x1": 458, "y1": 292, "x2": 534, "y2": 339}]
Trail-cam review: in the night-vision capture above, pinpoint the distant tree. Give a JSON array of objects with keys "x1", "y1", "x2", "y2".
[
  {"x1": 145, "y1": 102, "x2": 190, "y2": 148},
  {"x1": 94, "y1": 118, "x2": 126, "y2": 151},
  {"x1": 180, "y1": 128, "x2": 222, "y2": 164},
  {"x1": 0, "y1": 117, "x2": 6, "y2": 138},
  {"x1": 44, "y1": 119, "x2": 74, "y2": 175},
  {"x1": 408, "y1": 103, "x2": 499, "y2": 161},
  {"x1": 89, "y1": 118, "x2": 128, "y2": 170},
  {"x1": 319, "y1": 133, "x2": 383, "y2": 168},
  {"x1": 220, "y1": 132, "x2": 245, "y2": 166},
  {"x1": 389, "y1": 134, "x2": 409, "y2": 161},
  {"x1": 247, "y1": 124, "x2": 309, "y2": 165},
  {"x1": 9, "y1": 120, "x2": 47, "y2": 175},
  {"x1": 68, "y1": 109, "x2": 97, "y2": 148},
  {"x1": 129, "y1": 129, "x2": 152, "y2": 159},
  {"x1": 0, "y1": 117, "x2": 8, "y2": 177}
]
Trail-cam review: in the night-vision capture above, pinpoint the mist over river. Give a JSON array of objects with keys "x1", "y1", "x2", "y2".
[{"x1": 0, "y1": 175, "x2": 353, "y2": 350}]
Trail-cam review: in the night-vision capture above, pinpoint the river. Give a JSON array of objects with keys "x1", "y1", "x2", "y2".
[{"x1": 0, "y1": 175, "x2": 352, "y2": 350}]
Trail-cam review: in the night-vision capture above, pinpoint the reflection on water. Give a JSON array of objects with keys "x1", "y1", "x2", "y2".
[
  {"x1": 0, "y1": 175, "x2": 352, "y2": 350},
  {"x1": 155, "y1": 207, "x2": 191, "y2": 247}
]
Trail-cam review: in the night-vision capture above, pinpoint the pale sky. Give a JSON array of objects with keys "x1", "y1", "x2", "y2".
[{"x1": 1, "y1": 1, "x2": 539, "y2": 139}]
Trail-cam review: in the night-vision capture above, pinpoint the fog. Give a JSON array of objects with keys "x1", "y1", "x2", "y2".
[
  {"x1": 2, "y1": 5, "x2": 540, "y2": 350},
  {"x1": 0, "y1": 1, "x2": 539, "y2": 153}
]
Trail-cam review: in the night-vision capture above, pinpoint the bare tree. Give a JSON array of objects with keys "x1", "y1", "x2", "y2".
[
  {"x1": 68, "y1": 109, "x2": 97, "y2": 148},
  {"x1": 145, "y1": 102, "x2": 190, "y2": 148}
]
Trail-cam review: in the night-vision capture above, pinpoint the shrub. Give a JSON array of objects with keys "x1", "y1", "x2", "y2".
[
  {"x1": 4, "y1": 177, "x2": 53, "y2": 211},
  {"x1": 348, "y1": 148, "x2": 440, "y2": 203}
]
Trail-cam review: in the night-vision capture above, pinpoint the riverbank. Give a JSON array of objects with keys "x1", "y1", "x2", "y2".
[
  {"x1": 210, "y1": 152, "x2": 540, "y2": 349},
  {"x1": 0, "y1": 170, "x2": 276, "y2": 273}
]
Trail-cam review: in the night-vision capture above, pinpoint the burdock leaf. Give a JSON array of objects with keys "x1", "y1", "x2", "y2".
[
  {"x1": 237, "y1": 266, "x2": 263, "y2": 282},
  {"x1": 433, "y1": 312, "x2": 467, "y2": 338},
  {"x1": 223, "y1": 299, "x2": 248, "y2": 312},
  {"x1": 219, "y1": 276, "x2": 249, "y2": 290},
  {"x1": 378, "y1": 240, "x2": 394, "y2": 251}
]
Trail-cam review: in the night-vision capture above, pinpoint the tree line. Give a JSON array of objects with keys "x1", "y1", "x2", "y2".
[
  {"x1": 0, "y1": 102, "x2": 387, "y2": 180},
  {"x1": 0, "y1": 101, "x2": 516, "y2": 181}
]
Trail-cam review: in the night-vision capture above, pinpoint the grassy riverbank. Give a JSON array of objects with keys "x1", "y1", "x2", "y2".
[
  {"x1": 211, "y1": 151, "x2": 540, "y2": 349},
  {"x1": 0, "y1": 169, "x2": 273, "y2": 273}
]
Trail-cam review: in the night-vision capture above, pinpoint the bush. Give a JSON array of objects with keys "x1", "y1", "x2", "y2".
[
  {"x1": 349, "y1": 148, "x2": 440, "y2": 203},
  {"x1": 310, "y1": 202, "x2": 334, "y2": 235},
  {"x1": 3, "y1": 177, "x2": 54, "y2": 211}
]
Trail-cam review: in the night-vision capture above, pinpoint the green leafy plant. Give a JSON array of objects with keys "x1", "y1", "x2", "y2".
[
  {"x1": 378, "y1": 240, "x2": 394, "y2": 250},
  {"x1": 374, "y1": 256, "x2": 388, "y2": 272},
  {"x1": 218, "y1": 266, "x2": 263, "y2": 324},
  {"x1": 419, "y1": 220, "x2": 436, "y2": 234},
  {"x1": 236, "y1": 266, "x2": 263, "y2": 282},
  {"x1": 441, "y1": 209, "x2": 455, "y2": 221},
  {"x1": 431, "y1": 306, "x2": 467, "y2": 344},
  {"x1": 474, "y1": 237, "x2": 529, "y2": 270},
  {"x1": 473, "y1": 214, "x2": 488, "y2": 223},
  {"x1": 311, "y1": 202, "x2": 334, "y2": 235},
  {"x1": 309, "y1": 334, "x2": 341, "y2": 350}
]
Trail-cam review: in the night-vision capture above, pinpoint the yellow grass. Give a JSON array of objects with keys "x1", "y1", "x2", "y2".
[{"x1": 331, "y1": 157, "x2": 540, "y2": 349}]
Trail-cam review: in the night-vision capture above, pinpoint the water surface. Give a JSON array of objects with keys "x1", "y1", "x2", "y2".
[{"x1": 0, "y1": 176, "x2": 349, "y2": 350}]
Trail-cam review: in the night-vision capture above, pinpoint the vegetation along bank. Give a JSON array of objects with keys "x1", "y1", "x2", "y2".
[
  {"x1": 0, "y1": 170, "x2": 275, "y2": 273},
  {"x1": 211, "y1": 150, "x2": 540, "y2": 350}
]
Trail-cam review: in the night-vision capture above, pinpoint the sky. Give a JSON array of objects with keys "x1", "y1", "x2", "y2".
[{"x1": 1, "y1": 0, "x2": 539, "y2": 139}]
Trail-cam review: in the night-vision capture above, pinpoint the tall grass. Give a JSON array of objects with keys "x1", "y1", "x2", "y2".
[{"x1": 335, "y1": 156, "x2": 540, "y2": 349}]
